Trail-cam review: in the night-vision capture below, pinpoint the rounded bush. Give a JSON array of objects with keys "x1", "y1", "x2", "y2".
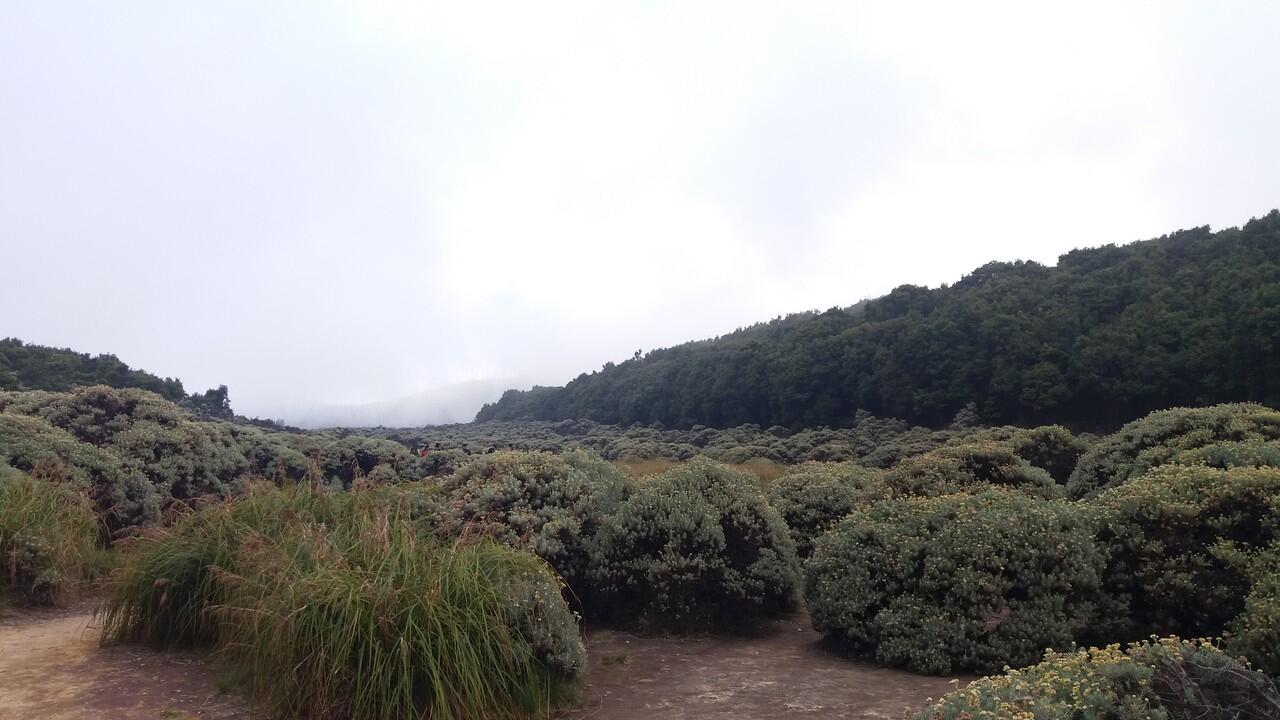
[
  {"x1": 418, "y1": 448, "x2": 469, "y2": 477},
  {"x1": 806, "y1": 489, "x2": 1103, "y2": 674},
  {"x1": 1067, "y1": 403, "x2": 1280, "y2": 499},
  {"x1": 590, "y1": 457, "x2": 800, "y2": 630},
  {"x1": 442, "y1": 450, "x2": 629, "y2": 599},
  {"x1": 884, "y1": 442, "x2": 1062, "y2": 499},
  {"x1": 913, "y1": 638, "x2": 1280, "y2": 720},
  {"x1": 109, "y1": 419, "x2": 248, "y2": 500},
  {"x1": 766, "y1": 462, "x2": 888, "y2": 559},
  {"x1": 959, "y1": 424, "x2": 1088, "y2": 483},
  {"x1": 1090, "y1": 464, "x2": 1280, "y2": 642},
  {"x1": 225, "y1": 425, "x2": 311, "y2": 482}
]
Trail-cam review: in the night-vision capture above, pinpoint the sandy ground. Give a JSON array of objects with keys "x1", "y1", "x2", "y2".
[
  {"x1": 0, "y1": 607, "x2": 961, "y2": 720},
  {"x1": 562, "y1": 616, "x2": 965, "y2": 719},
  {"x1": 0, "y1": 604, "x2": 251, "y2": 720}
]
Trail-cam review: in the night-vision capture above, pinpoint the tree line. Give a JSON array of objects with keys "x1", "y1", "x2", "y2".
[{"x1": 478, "y1": 210, "x2": 1280, "y2": 430}]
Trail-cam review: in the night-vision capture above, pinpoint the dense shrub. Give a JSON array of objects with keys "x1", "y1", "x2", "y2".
[
  {"x1": 0, "y1": 385, "x2": 187, "y2": 446},
  {"x1": 957, "y1": 424, "x2": 1089, "y2": 483},
  {"x1": 109, "y1": 419, "x2": 248, "y2": 500},
  {"x1": 441, "y1": 450, "x2": 629, "y2": 599},
  {"x1": 0, "y1": 467, "x2": 100, "y2": 605},
  {"x1": 289, "y1": 434, "x2": 430, "y2": 488},
  {"x1": 1175, "y1": 440, "x2": 1280, "y2": 470},
  {"x1": 99, "y1": 483, "x2": 583, "y2": 720},
  {"x1": 225, "y1": 425, "x2": 311, "y2": 482},
  {"x1": 766, "y1": 462, "x2": 888, "y2": 559},
  {"x1": 419, "y1": 447, "x2": 469, "y2": 477},
  {"x1": 1068, "y1": 403, "x2": 1280, "y2": 499},
  {"x1": 0, "y1": 413, "x2": 159, "y2": 534},
  {"x1": 1, "y1": 386, "x2": 252, "y2": 513},
  {"x1": 590, "y1": 457, "x2": 800, "y2": 629},
  {"x1": 1230, "y1": 543, "x2": 1280, "y2": 677},
  {"x1": 914, "y1": 638, "x2": 1280, "y2": 720},
  {"x1": 806, "y1": 489, "x2": 1103, "y2": 674},
  {"x1": 0, "y1": 388, "x2": 439, "y2": 536},
  {"x1": 1090, "y1": 464, "x2": 1280, "y2": 642},
  {"x1": 884, "y1": 442, "x2": 1063, "y2": 499},
  {"x1": 380, "y1": 412, "x2": 972, "y2": 471}
]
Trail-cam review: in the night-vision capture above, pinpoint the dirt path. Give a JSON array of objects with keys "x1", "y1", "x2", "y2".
[
  {"x1": 0, "y1": 608, "x2": 960, "y2": 719},
  {"x1": 0, "y1": 605, "x2": 252, "y2": 720},
  {"x1": 563, "y1": 616, "x2": 965, "y2": 719}
]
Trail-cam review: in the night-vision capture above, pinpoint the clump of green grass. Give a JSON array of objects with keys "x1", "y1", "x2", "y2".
[
  {"x1": 0, "y1": 465, "x2": 101, "y2": 606},
  {"x1": 99, "y1": 482, "x2": 584, "y2": 720}
]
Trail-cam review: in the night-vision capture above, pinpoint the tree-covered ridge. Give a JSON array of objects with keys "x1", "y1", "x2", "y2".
[
  {"x1": 0, "y1": 338, "x2": 233, "y2": 418},
  {"x1": 0, "y1": 338, "x2": 186, "y2": 400},
  {"x1": 478, "y1": 210, "x2": 1280, "y2": 430}
]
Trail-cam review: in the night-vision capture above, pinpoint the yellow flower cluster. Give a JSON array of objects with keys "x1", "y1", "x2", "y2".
[{"x1": 910, "y1": 638, "x2": 1243, "y2": 720}]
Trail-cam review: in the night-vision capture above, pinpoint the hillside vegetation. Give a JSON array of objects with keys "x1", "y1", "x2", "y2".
[
  {"x1": 479, "y1": 211, "x2": 1280, "y2": 429},
  {"x1": 0, "y1": 338, "x2": 235, "y2": 418},
  {"x1": 4, "y1": 379, "x2": 1280, "y2": 716}
]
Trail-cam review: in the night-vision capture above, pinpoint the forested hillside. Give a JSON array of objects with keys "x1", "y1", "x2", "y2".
[
  {"x1": 479, "y1": 211, "x2": 1280, "y2": 430},
  {"x1": 0, "y1": 338, "x2": 234, "y2": 418}
]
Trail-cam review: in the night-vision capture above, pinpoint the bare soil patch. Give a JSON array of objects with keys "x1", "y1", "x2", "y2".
[
  {"x1": 0, "y1": 604, "x2": 252, "y2": 720},
  {"x1": 1, "y1": 607, "x2": 959, "y2": 720},
  {"x1": 562, "y1": 614, "x2": 967, "y2": 719}
]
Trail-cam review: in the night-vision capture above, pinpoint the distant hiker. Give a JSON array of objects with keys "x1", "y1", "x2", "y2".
[{"x1": 418, "y1": 444, "x2": 430, "y2": 458}]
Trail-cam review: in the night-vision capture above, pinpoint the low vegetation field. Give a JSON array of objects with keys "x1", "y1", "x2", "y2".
[{"x1": 3, "y1": 386, "x2": 1280, "y2": 717}]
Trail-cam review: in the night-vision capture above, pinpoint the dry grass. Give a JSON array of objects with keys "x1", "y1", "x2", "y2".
[
  {"x1": 98, "y1": 482, "x2": 583, "y2": 720},
  {"x1": 0, "y1": 467, "x2": 102, "y2": 606}
]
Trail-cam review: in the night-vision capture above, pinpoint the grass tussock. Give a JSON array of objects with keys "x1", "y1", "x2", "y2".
[
  {"x1": 0, "y1": 466, "x2": 101, "y2": 606},
  {"x1": 99, "y1": 482, "x2": 584, "y2": 720}
]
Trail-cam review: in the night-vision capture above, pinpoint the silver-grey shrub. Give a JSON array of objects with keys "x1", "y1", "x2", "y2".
[{"x1": 589, "y1": 457, "x2": 800, "y2": 630}]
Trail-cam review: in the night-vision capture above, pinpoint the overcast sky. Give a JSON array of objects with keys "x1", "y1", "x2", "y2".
[{"x1": 2, "y1": 2, "x2": 1277, "y2": 422}]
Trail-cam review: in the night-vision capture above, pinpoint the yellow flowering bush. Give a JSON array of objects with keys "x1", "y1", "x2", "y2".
[
  {"x1": 1090, "y1": 464, "x2": 1280, "y2": 643},
  {"x1": 1230, "y1": 542, "x2": 1280, "y2": 676},
  {"x1": 914, "y1": 638, "x2": 1280, "y2": 720},
  {"x1": 1067, "y1": 403, "x2": 1280, "y2": 500}
]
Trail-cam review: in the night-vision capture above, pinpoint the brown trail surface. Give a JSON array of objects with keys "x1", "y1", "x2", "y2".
[
  {"x1": 561, "y1": 614, "x2": 967, "y2": 719},
  {"x1": 1, "y1": 607, "x2": 960, "y2": 719},
  {"x1": 0, "y1": 604, "x2": 251, "y2": 720}
]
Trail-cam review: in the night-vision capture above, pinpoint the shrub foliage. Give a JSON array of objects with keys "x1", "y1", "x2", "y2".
[
  {"x1": 441, "y1": 450, "x2": 629, "y2": 599},
  {"x1": 766, "y1": 462, "x2": 887, "y2": 559},
  {"x1": 1067, "y1": 403, "x2": 1280, "y2": 499},
  {"x1": 589, "y1": 457, "x2": 800, "y2": 629},
  {"x1": 914, "y1": 638, "x2": 1280, "y2": 720},
  {"x1": 1231, "y1": 542, "x2": 1280, "y2": 677},
  {"x1": 0, "y1": 386, "x2": 437, "y2": 537},
  {"x1": 1089, "y1": 464, "x2": 1280, "y2": 642},
  {"x1": 884, "y1": 442, "x2": 1063, "y2": 499},
  {"x1": 806, "y1": 489, "x2": 1103, "y2": 674}
]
